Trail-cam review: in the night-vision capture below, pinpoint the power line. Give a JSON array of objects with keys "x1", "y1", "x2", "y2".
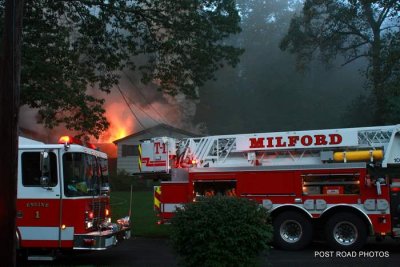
[
  {"x1": 116, "y1": 84, "x2": 147, "y2": 130},
  {"x1": 122, "y1": 70, "x2": 170, "y2": 125},
  {"x1": 123, "y1": 94, "x2": 164, "y2": 125},
  {"x1": 117, "y1": 82, "x2": 169, "y2": 129}
]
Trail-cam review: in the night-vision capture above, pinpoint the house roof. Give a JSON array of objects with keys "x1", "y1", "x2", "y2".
[
  {"x1": 95, "y1": 143, "x2": 118, "y2": 158},
  {"x1": 113, "y1": 123, "x2": 199, "y2": 144}
]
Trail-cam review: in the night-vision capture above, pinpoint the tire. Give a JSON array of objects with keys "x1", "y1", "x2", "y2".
[
  {"x1": 325, "y1": 212, "x2": 367, "y2": 250},
  {"x1": 273, "y1": 211, "x2": 313, "y2": 250},
  {"x1": 16, "y1": 249, "x2": 27, "y2": 265}
]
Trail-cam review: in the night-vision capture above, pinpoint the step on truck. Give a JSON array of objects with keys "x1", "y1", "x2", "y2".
[
  {"x1": 139, "y1": 125, "x2": 400, "y2": 250},
  {"x1": 17, "y1": 136, "x2": 131, "y2": 260}
]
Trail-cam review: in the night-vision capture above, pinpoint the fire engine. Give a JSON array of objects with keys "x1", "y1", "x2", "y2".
[
  {"x1": 139, "y1": 125, "x2": 400, "y2": 250},
  {"x1": 17, "y1": 136, "x2": 131, "y2": 260}
]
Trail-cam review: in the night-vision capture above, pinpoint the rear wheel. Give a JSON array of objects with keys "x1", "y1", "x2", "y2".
[
  {"x1": 273, "y1": 211, "x2": 313, "y2": 250},
  {"x1": 325, "y1": 212, "x2": 367, "y2": 250},
  {"x1": 16, "y1": 248, "x2": 31, "y2": 265}
]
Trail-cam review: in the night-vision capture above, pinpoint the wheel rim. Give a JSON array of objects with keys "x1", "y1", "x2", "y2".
[
  {"x1": 280, "y1": 220, "x2": 303, "y2": 243},
  {"x1": 333, "y1": 221, "x2": 358, "y2": 246}
]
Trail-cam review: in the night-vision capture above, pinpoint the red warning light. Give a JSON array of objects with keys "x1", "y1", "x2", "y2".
[{"x1": 58, "y1": 136, "x2": 83, "y2": 145}]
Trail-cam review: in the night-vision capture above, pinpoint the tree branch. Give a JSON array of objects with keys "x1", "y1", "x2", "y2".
[
  {"x1": 341, "y1": 53, "x2": 369, "y2": 66},
  {"x1": 377, "y1": 0, "x2": 397, "y2": 26},
  {"x1": 341, "y1": 21, "x2": 371, "y2": 43}
]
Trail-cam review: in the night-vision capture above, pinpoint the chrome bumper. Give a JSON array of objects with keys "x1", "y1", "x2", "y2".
[{"x1": 73, "y1": 218, "x2": 131, "y2": 250}]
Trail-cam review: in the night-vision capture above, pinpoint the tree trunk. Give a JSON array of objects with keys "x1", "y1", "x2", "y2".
[
  {"x1": 0, "y1": 0, "x2": 24, "y2": 266},
  {"x1": 370, "y1": 30, "x2": 386, "y2": 124},
  {"x1": 362, "y1": 1, "x2": 386, "y2": 124}
]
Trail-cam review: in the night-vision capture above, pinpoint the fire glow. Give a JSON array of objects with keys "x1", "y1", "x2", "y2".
[{"x1": 97, "y1": 102, "x2": 134, "y2": 143}]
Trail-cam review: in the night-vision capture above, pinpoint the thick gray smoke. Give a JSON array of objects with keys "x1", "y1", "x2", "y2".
[{"x1": 19, "y1": 70, "x2": 203, "y2": 144}]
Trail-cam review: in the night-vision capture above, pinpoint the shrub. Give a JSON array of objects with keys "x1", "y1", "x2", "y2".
[{"x1": 170, "y1": 196, "x2": 273, "y2": 267}]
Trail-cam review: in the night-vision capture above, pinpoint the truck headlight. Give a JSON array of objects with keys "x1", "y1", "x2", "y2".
[{"x1": 86, "y1": 221, "x2": 93, "y2": 229}]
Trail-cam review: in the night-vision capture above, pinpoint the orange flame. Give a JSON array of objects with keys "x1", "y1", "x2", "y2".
[{"x1": 97, "y1": 102, "x2": 134, "y2": 143}]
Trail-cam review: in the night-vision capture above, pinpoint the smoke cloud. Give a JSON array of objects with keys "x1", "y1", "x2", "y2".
[{"x1": 19, "y1": 69, "x2": 204, "y2": 144}]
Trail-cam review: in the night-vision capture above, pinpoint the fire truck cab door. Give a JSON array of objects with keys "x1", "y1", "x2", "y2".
[{"x1": 17, "y1": 149, "x2": 63, "y2": 248}]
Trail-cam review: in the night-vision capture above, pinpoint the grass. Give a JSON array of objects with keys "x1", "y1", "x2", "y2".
[{"x1": 110, "y1": 191, "x2": 171, "y2": 237}]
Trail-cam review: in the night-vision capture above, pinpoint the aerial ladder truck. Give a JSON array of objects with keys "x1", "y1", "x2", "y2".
[{"x1": 139, "y1": 125, "x2": 400, "y2": 250}]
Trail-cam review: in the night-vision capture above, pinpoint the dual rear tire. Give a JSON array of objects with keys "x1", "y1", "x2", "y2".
[
  {"x1": 273, "y1": 211, "x2": 367, "y2": 251},
  {"x1": 273, "y1": 211, "x2": 313, "y2": 250},
  {"x1": 324, "y1": 212, "x2": 367, "y2": 250}
]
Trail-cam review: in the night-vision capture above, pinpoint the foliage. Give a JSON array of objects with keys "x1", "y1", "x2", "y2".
[
  {"x1": 0, "y1": 0, "x2": 243, "y2": 138},
  {"x1": 342, "y1": 93, "x2": 375, "y2": 127},
  {"x1": 195, "y1": 0, "x2": 366, "y2": 133},
  {"x1": 280, "y1": 0, "x2": 400, "y2": 124},
  {"x1": 170, "y1": 196, "x2": 272, "y2": 267}
]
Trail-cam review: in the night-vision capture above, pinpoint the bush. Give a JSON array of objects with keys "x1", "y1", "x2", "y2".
[{"x1": 170, "y1": 196, "x2": 273, "y2": 267}]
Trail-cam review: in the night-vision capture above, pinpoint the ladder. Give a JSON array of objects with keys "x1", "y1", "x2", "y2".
[{"x1": 177, "y1": 125, "x2": 400, "y2": 168}]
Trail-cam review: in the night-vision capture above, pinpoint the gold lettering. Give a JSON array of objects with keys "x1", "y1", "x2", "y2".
[{"x1": 26, "y1": 202, "x2": 49, "y2": 208}]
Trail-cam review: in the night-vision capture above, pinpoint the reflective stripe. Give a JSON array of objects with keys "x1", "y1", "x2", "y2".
[
  {"x1": 154, "y1": 186, "x2": 161, "y2": 210},
  {"x1": 154, "y1": 197, "x2": 161, "y2": 210},
  {"x1": 19, "y1": 226, "x2": 74, "y2": 241},
  {"x1": 138, "y1": 157, "x2": 142, "y2": 172},
  {"x1": 155, "y1": 186, "x2": 161, "y2": 195},
  {"x1": 138, "y1": 145, "x2": 142, "y2": 172},
  {"x1": 141, "y1": 157, "x2": 167, "y2": 167}
]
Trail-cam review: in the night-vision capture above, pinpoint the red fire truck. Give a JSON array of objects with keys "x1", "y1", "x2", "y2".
[
  {"x1": 17, "y1": 136, "x2": 131, "y2": 260},
  {"x1": 139, "y1": 125, "x2": 400, "y2": 250}
]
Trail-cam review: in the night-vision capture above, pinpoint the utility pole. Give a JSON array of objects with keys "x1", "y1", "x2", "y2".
[{"x1": 0, "y1": 0, "x2": 24, "y2": 266}]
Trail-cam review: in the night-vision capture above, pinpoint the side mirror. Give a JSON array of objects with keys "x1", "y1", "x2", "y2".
[
  {"x1": 101, "y1": 184, "x2": 110, "y2": 195},
  {"x1": 40, "y1": 151, "x2": 49, "y2": 163},
  {"x1": 40, "y1": 176, "x2": 50, "y2": 187},
  {"x1": 40, "y1": 151, "x2": 51, "y2": 188}
]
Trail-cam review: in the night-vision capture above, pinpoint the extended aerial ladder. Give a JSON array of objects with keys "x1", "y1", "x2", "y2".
[{"x1": 139, "y1": 124, "x2": 400, "y2": 173}]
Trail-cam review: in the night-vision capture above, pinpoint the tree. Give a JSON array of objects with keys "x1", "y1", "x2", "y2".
[
  {"x1": 0, "y1": 0, "x2": 243, "y2": 138},
  {"x1": 195, "y1": 0, "x2": 366, "y2": 134},
  {"x1": 280, "y1": 0, "x2": 400, "y2": 124},
  {"x1": 0, "y1": 0, "x2": 23, "y2": 266}
]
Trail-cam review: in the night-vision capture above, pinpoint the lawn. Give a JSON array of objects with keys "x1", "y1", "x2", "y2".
[{"x1": 110, "y1": 191, "x2": 170, "y2": 237}]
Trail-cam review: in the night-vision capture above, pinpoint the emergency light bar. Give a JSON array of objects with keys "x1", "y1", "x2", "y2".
[
  {"x1": 58, "y1": 136, "x2": 83, "y2": 145},
  {"x1": 58, "y1": 136, "x2": 97, "y2": 150}
]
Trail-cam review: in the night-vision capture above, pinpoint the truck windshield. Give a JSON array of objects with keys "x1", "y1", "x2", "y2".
[{"x1": 63, "y1": 152, "x2": 109, "y2": 197}]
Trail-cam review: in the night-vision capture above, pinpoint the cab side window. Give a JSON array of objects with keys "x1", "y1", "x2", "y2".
[{"x1": 21, "y1": 152, "x2": 58, "y2": 187}]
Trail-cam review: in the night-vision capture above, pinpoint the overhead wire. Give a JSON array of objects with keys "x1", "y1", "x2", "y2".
[
  {"x1": 115, "y1": 70, "x2": 180, "y2": 137},
  {"x1": 122, "y1": 70, "x2": 171, "y2": 125},
  {"x1": 116, "y1": 82, "x2": 167, "y2": 130},
  {"x1": 123, "y1": 93, "x2": 163, "y2": 125},
  {"x1": 116, "y1": 84, "x2": 147, "y2": 130}
]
